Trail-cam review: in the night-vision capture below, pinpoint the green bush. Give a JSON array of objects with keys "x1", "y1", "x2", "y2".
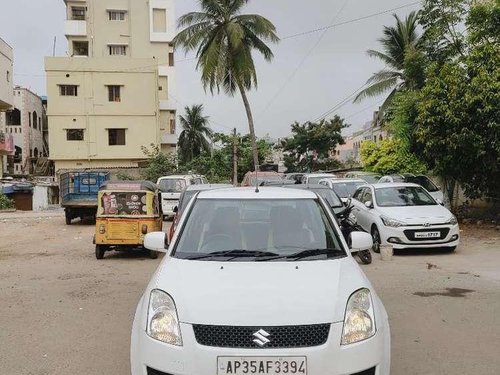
[{"x1": 0, "y1": 193, "x2": 14, "y2": 210}]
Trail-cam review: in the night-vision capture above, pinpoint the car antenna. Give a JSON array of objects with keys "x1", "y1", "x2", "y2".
[{"x1": 255, "y1": 165, "x2": 259, "y2": 193}]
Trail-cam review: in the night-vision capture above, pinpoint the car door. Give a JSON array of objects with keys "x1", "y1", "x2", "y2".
[
  {"x1": 359, "y1": 187, "x2": 378, "y2": 231},
  {"x1": 351, "y1": 187, "x2": 370, "y2": 230}
]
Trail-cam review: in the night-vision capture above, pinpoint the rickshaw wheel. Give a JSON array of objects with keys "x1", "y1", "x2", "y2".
[
  {"x1": 149, "y1": 250, "x2": 159, "y2": 259},
  {"x1": 95, "y1": 245, "x2": 106, "y2": 260}
]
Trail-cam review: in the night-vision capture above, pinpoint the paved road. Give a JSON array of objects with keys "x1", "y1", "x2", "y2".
[{"x1": 0, "y1": 212, "x2": 499, "y2": 374}]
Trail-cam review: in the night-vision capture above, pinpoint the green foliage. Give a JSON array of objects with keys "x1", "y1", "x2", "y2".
[
  {"x1": 178, "y1": 104, "x2": 213, "y2": 163},
  {"x1": 0, "y1": 193, "x2": 14, "y2": 210},
  {"x1": 360, "y1": 139, "x2": 426, "y2": 175},
  {"x1": 181, "y1": 150, "x2": 232, "y2": 183},
  {"x1": 116, "y1": 171, "x2": 136, "y2": 181},
  {"x1": 140, "y1": 144, "x2": 178, "y2": 183},
  {"x1": 281, "y1": 116, "x2": 347, "y2": 172}
]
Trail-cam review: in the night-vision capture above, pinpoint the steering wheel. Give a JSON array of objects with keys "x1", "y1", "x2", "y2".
[{"x1": 200, "y1": 234, "x2": 234, "y2": 252}]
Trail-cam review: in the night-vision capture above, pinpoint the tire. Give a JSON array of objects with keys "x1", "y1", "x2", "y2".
[
  {"x1": 149, "y1": 250, "x2": 159, "y2": 259},
  {"x1": 95, "y1": 245, "x2": 105, "y2": 260},
  {"x1": 358, "y1": 250, "x2": 372, "y2": 264},
  {"x1": 65, "y1": 210, "x2": 72, "y2": 225},
  {"x1": 371, "y1": 226, "x2": 381, "y2": 253}
]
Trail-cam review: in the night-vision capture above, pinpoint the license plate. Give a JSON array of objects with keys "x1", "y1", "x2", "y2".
[
  {"x1": 218, "y1": 357, "x2": 307, "y2": 375},
  {"x1": 415, "y1": 231, "x2": 440, "y2": 238}
]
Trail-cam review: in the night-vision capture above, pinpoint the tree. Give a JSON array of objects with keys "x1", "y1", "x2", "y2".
[
  {"x1": 178, "y1": 104, "x2": 213, "y2": 163},
  {"x1": 281, "y1": 116, "x2": 347, "y2": 172},
  {"x1": 415, "y1": 1, "x2": 500, "y2": 199},
  {"x1": 140, "y1": 145, "x2": 178, "y2": 182},
  {"x1": 354, "y1": 11, "x2": 424, "y2": 112},
  {"x1": 360, "y1": 139, "x2": 426, "y2": 175},
  {"x1": 173, "y1": 0, "x2": 279, "y2": 172}
]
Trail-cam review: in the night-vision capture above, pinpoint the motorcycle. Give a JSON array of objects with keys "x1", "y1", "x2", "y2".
[{"x1": 337, "y1": 199, "x2": 372, "y2": 264}]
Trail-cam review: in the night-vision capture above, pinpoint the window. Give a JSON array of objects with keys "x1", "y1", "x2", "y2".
[
  {"x1": 59, "y1": 85, "x2": 78, "y2": 96},
  {"x1": 108, "y1": 85, "x2": 121, "y2": 102},
  {"x1": 109, "y1": 45, "x2": 127, "y2": 56},
  {"x1": 6, "y1": 70, "x2": 9, "y2": 82},
  {"x1": 108, "y1": 129, "x2": 126, "y2": 145},
  {"x1": 72, "y1": 41, "x2": 89, "y2": 56},
  {"x1": 169, "y1": 118, "x2": 176, "y2": 134},
  {"x1": 152, "y1": 8, "x2": 167, "y2": 32},
  {"x1": 108, "y1": 10, "x2": 126, "y2": 21},
  {"x1": 72, "y1": 6, "x2": 86, "y2": 20},
  {"x1": 29, "y1": 112, "x2": 32, "y2": 127},
  {"x1": 169, "y1": 52, "x2": 174, "y2": 67},
  {"x1": 66, "y1": 129, "x2": 84, "y2": 141},
  {"x1": 33, "y1": 112, "x2": 38, "y2": 129}
]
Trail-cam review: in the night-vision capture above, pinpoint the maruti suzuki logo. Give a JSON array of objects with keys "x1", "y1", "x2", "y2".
[{"x1": 253, "y1": 329, "x2": 271, "y2": 347}]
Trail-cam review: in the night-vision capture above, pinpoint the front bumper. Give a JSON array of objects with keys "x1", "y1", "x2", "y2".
[
  {"x1": 131, "y1": 321, "x2": 390, "y2": 375},
  {"x1": 380, "y1": 224, "x2": 459, "y2": 249}
]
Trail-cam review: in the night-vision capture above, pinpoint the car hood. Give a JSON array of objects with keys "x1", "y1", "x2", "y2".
[
  {"x1": 377, "y1": 205, "x2": 452, "y2": 224},
  {"x1": 152, "y1": 257, "x2": 370, "y2": 326}
]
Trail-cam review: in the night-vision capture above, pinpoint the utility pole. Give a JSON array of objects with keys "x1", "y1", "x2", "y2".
[{"x1": 233, "y1": 128, "x2": 238, "y2": 186}]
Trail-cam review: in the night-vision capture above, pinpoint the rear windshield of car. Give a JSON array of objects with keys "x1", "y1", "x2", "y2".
[
  {"x1": 375, "y1": 186, "x2": 437, "y2": 207},
  {"x1": 406, "y1": 176, "x2": 439, "y2": 192},
  {"x1": 178, "y1": 190, "x2": 198, "y2": 214},
  {"x1": 307, "y1": 176, "x2": 334, "y2": 184},
  {"x1": 332, "y1": 182, "x2": 365, "y2": 198},
  {"x1": 173, "y1": 198, "x2": 345, "y2": 260},
  {"x1": 159, "y1": 179, "x2": 186, "y2": 193},
  {"x1": 249, "y1": 176, "x2": 282, "y2": 185},
  {"x1": 314, "y1": 189, "x2": 343, "y2": 208},
  {"x1": 360, "y1": 175, "x2": 380, "y2": 184}
]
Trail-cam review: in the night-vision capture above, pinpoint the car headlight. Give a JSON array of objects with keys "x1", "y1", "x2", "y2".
[
  {"x1": 447, "y1": 215, "x2": 458, "y2": 225},
  {"x1": 341, "y1": 288, "x2": 376, "y2": 345},
  {"x1": 381, "y1": 215, "x2": 406, "y2": 227},
  {"x1": 146, "y1": 289, "x2": 182, "y2": 346}
]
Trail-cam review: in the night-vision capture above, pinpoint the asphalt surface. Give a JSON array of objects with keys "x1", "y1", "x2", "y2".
[{"x1": 0, "y1": 210, "x2": 499, "y2": 374}]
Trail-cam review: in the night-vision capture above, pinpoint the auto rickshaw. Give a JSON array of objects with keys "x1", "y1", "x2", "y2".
[{"x1": 94, "y1": 181, "x2": 163, "y2": 259}]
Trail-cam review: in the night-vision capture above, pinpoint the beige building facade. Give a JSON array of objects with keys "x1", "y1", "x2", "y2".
[
  {"x1": 45, "y1": 0, "x2": 177, "y2": 172},
  {"x1": 0, "y1": 37, "x2": 14, "y2": 178}
]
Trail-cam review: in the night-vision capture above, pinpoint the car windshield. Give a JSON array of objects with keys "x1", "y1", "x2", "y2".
[
  {"x1": 159, "y1": 179, "x2": 186, "y2": 193},
  {"x1": 359, "y1": 175, "x2": 380, "y2": 184},
  {"x1": 314, "y1": 189, "x2": 343, "y2": 208},
  {"x1": 375, "y1": 186, "x2": 437, "y2": 207},
  {"x1": 332, "y1": 182, "x2": 365, "y2": 198},
  {"x1": 249, "y1": 175, "x2": 282, "y2": 185},
  {"x1": 173, "y1": 198, "x2": 345, "y2": 261},
  {"x1": 406, "y1": 176, "x2": 439, "y2": 192}
]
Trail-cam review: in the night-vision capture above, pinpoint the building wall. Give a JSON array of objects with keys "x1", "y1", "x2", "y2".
[
  {"x1": 0, "y1": 38, "x2": 13, "y2": 111},
  {"x1": 47, "y1": 0, "x2": 177, "y2": 173}
]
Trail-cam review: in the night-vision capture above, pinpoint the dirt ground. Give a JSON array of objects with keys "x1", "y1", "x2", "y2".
[{"x1": 0, "y1": 210, "x2": 499, "y2": 375}]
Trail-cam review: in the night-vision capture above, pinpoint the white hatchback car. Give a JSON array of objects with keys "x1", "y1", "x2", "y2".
[
  {"x1": 351, "y1": 183, "x2": 459, "y2": 252},
  {"x1": 131, "y1": 187, "x2": 391, "y2": 375}
]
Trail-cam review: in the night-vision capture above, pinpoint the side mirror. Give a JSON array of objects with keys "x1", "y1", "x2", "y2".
[
  {"x1": 349, "y1": 232, "x2": 373, "y2": 253},
  {"x1": 144, "y1": 232, "x2": 168, "y2": 253},
  {"x1": 365, "y1": 200, "x2": 373, "y2": 209},
  {"x1": 173, "y1": 206, "x2": 178, "y2": 213},
  {"x1": 436, "y1": 199, "x2": 444, "y2": 206}
]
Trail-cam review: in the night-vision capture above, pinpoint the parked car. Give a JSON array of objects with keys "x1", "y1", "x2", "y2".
[
  {"x1": 284, "y1": 172, "x2": 304, "y2": 184},
  {"x1": 133, "y1": 187, "x2": 390, "y2": 375},
  {"x1": 351, "y1": 183, "x2": 459, "y2": 252},
  {"x1": 319, "y1": 178, "x2": 368, "y2": 203},
  {"x1": 283, "y1": 183, "x2": 345, "y2": 216},
  {"x1": 241, "y1": 171, "x2": 282, "y2": 186},
  {"x1": 157, "y1": 174, "x2": 208, "y2": 220},
  {"x1": 301, "y1": 173, "x2": 336, "y2": 184},
  {"x1": 168, "y1": 183, "x2": 233, "y2": 240},
  {"x1": 378, "y1": 174, "x2": 445, "y2": 203},
  {"x1": 344, "y1": 171, "x2": 381, "y2": 184}
]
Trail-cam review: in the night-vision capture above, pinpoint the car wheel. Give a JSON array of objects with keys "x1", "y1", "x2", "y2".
[
  {"x1": 65, "y1": 210, "x2": 72, "y2": 225},
  {"x1": 95, "y1": 245, "x2": 106, "y2": 260},
  {"x1": 149, "y1": 250, "x2": 159, "y2": 259},
  {"x1": 371, "y1": 226, "x2": 381, "y2": 253}
]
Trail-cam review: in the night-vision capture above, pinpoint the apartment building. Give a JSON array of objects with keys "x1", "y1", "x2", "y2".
[
  {"x1": 45, "y1": 0, "x2": 177, "y2": 172},
  {"x1": 1, "y1": 87, "x2": 47, "y2": 175},
  {"x1": 0, "y1": 37, "x2": 14, "y2": 178}
]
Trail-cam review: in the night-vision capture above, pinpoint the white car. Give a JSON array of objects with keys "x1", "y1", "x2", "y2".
[
  {"x1": 301, "y1": 173, "x2": 336, "y2": 184},
  {"x1": 132, "y1": 187, "x2": 391, "y2": 375},
  {"x1": 351, "y1": 183, "x2": 459, "y2": 252},
  {"x1": 319, "y1": 178, "x2": 368, "y2": 203},
  {"x1": 157, "y1": 174, "x2": 208, "y2": 220},
  {"x1": 377, "y1": 174, "x2": 445, "y2": 203}
]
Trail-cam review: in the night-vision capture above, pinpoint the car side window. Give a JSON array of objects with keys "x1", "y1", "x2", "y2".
[
  {"x1": 363, "y1": 189, "x2": 373, "y2": 204},
  {"x1": 353, "y1": 187, "x2": 365, "y2": 202}
]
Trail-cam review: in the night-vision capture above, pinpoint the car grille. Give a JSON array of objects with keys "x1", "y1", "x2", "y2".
[
  {"x1": 403, "y1": 228, "x2": 450, "y2": 241},
  {"x1": 192, "y1": 323, "x2": 330, "y2": 348}
]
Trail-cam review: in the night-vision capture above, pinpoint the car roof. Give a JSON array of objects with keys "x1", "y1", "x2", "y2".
[
  {"x1": 321, "y1": 178, "x2": 366, "y2": 183},
  {"x1": 372, "y1": 182, "x2": 421, "y2": 189},
  {"x1": 244, "y1": 171, "x2": 280, "y2": 176},
  {"x1": 157, "y1": 174, "x2": 201, "y2": 180},
  {"x1": 285, "y1": 183, "x2": 330, "y2": 190},
  {"x1": 305, "y1": 173, "x2": 336, "y2": 177},
  {"x1": 185, "y1": 183, "x2": 233, "y2": 192},
  {"x1": 197, "y1": 186, "x2": 317, "y2": 199}
]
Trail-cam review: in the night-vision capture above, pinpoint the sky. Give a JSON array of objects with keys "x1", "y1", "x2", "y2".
[{"x1": 0, "y1": 0, "x2": 421, "y2": 138}]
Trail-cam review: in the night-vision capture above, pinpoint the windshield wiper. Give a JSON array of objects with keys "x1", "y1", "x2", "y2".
[
  {"x1": 256, "y1": 248, "x2": 344, "y2": 261},
  {"x1": 184, "y1": 249, "x2": 280, "y2": 261}
]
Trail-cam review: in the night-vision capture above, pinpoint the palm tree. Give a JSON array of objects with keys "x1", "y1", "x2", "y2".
[
  {"x1": 178, "y1": 104, "x2": 213, "y2": 162},
  {"x1": 173, "y1": 0, "x2": 279, "y2": 171},
  {"x1": 354, "y1": 11, "x2": 422, "y2": 112}
]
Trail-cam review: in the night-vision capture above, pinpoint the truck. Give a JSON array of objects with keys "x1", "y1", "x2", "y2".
[{"x1": 60, "y1": 171, "x2": 110, "y2": 225}]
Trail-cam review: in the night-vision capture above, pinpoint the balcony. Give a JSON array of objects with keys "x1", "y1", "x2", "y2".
[
  {"x1": 0, "y1": 132, "x2": 14, "y2": 155},
  {"x1": 65, "y1": 20, "x2": 87, "y2": 36},
  {"x1": 161, "y1": 133, "x2": 178, "y2": 145},
  {"x1": 159, "y1": 99, "x2": 176, "y2": 111}
]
